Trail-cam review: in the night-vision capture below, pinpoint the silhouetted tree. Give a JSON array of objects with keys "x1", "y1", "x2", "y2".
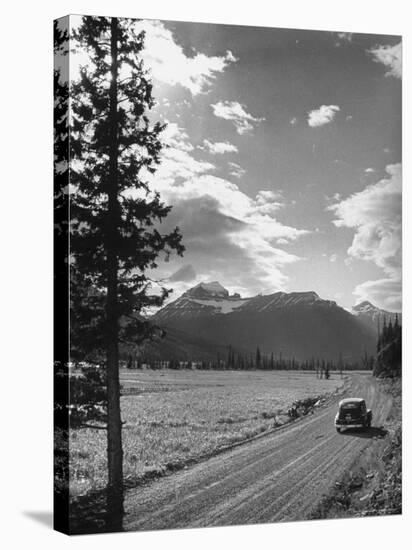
[
  {"x1": 54, "y1": 18, "x2": 70, "y2": 531},
  {"x1": 70, "y1": 16, "x2": 184, "y2": 526}
]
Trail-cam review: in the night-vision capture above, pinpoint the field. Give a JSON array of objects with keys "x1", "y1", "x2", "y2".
[{"x1": 69, "y1": 369, "x2": 344, "y2": 497}]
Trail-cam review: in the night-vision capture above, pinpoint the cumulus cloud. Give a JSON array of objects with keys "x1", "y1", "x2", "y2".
[
  {"x1": 307, "y1": 105, "x2": 340, "y2": 127},
  {"x1": 156, "y1": 174, "x2": 299, "y2": 240},
  {"x1": 153, "y1": 173, "x2": 308, "y2": 294},
  {"x1": 254, "y1": 190, "x2": 284, "y2": 215},
  {"x1": 290, "y1": 117, "x2": 298, "y2": 126},
  {"x1": 354, "y1": 278, "x2": 401, "y2": 312},
  {"x1": 368, "y1": 41, "x2": 402, "y2": 79},
  {"x1": 329, "y1": 163, "x2": 402, "y2": 309},
  {"x1": 365, "y1": 167, "x2": 375, "y2": 173},
  {"x1": 154, "y1": 122, "x2": 215, "y2": 185},
  {"x1": 329, "y1": 253, "x2": 338, "y2": 263},
  {"x1": 201, "y1": 139, "x2": 238, "y2": 155},
  {"x1": 211, "y1": 101, "x2": 264, "y2": 135},
  {"x1": 143, "y1": 121, "x2": 308, "y2": 295},
  {"x1": 154, "y1": 193, "x2": 304, "y2": 297},
  {"x1": 135, "y1": 20, "x2": 237, "y2": 95},
  {"x1": 228, "y1": 161, "x2": 246, "y2": 179},
  {"x1": 132, "y1": 111, "x2": 309, "y2": 297}
]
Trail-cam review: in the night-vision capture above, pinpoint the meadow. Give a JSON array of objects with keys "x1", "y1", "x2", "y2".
[{"x1": 69, "y1": 369, "x2": 344, "y2": 497}]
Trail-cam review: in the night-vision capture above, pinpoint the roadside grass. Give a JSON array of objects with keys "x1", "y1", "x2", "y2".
[
  {"x1": 309, "y1": 378, "x2": 401, "y2": 520},
  {"x1": 68, "y1": 369, "x2": 344, "y2": 497}
]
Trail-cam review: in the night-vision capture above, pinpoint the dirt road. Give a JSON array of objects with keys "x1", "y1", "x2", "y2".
[{"x1": 124, "y1": 375, "x2": 392, "y2": 531}]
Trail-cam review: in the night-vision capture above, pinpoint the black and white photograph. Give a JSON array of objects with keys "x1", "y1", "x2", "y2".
[{"x1": 53, "y1": 13, "x2": 402, "y2": 536}]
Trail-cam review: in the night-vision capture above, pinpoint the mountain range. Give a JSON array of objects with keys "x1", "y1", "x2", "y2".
[{"x1": 144, "y1": 282, "x2": 399, "y2": 363}]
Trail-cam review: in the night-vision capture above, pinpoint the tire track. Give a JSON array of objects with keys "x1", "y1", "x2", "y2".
[{"x1": 124, "y1": 375, "x2": 391, "y2": 531}]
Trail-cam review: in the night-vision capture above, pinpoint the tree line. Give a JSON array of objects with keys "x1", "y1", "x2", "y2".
[
  {"x1": 129, "y1": 345, "x2": 364, "y2": 373},
  {"x1": 374, "y1": 315, "x2": 401, "y2": 377}
]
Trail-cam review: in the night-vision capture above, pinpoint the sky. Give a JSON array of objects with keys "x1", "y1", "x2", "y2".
[{"x1": 71, "y1": 17, "x2": 402, "y2": 312}]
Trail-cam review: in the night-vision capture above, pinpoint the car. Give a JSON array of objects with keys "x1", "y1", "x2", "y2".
[{"x1": 334, "y1": 397, "x2": 372, "y2": 433}]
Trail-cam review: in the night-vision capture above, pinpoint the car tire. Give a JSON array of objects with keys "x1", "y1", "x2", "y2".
[{"x1": 336, "y1": 427, "x2": 341, "y2": 433}]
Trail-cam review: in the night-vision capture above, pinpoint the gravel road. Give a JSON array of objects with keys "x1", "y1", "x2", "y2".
[{"x1": 124, "y1": 375, "x2": 392, "y2": 531}]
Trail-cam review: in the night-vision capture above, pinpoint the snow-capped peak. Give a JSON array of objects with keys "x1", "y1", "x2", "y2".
[
  {"x1": 184, "y1": 281, "x2": 229, "y2": 298},
  {"x1": 353, "y1": 301, "x2": 376, "y2": 313}
]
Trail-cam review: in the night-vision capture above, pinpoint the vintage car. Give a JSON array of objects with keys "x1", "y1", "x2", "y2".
[{"x1": 334, "y1": 398, "x2": 372, "y2": 432}]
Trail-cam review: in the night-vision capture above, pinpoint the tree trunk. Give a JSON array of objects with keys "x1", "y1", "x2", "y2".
[{"x1": 106, "y1": 16, "x2": 123, "y2": 530}]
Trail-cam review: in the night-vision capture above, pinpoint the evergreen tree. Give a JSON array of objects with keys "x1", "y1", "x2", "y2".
[
  {"x1": 69, "y1": 16, "x2": 184, "y2": 524},
  {"x1": 54, "y1": 19, "x2": 70, "y2": 528},
  {"x1": 256, "y1": 346, "x2": 261, "y2": 369}
]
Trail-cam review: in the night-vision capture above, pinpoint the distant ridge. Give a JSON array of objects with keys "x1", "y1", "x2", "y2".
[
  {"x1": 352, "y1": 300, "x2": 401, "y2": 334},
  {"x1": 151, "y1": 282, "x2": 377, "y2": 361}
]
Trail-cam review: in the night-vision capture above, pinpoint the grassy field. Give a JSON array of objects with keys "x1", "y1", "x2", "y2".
[{"x1": 69, "y1": 369, "x2": 344, "y2": 497}]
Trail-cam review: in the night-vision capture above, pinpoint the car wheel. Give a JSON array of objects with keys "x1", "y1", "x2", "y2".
[{"x1": 336, "y1": 427, "x2": 341, "y2": 433}]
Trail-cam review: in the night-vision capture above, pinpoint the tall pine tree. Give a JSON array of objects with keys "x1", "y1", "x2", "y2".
[
  {"x1": 70, "y1": 16, "x2": 184, "y2": 525},
  {"x1": 54, "y1": 17, "x2": 70, "y2": 532}
]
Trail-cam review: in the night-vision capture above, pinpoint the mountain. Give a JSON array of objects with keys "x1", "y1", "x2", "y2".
[
  {"x1": 352, "y1": 301, "x2": 401, "y2": 334},
  {"x1": 152, "y1": 283, "x2": 377, "y2": 361},
  {"x1": 138, "y1": 325, "x2": 238, "y2": 362},
  {"x1": 187, "y1": 281, "x2": 229, "y2": 298},
  {"x1": 154, "y1": 281, "x2": 248, "y2": 322}
]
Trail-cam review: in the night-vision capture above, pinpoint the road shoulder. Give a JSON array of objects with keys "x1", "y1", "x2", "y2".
[{"x1": 308, "y1": 378, "x2": 401, "y2": 520}]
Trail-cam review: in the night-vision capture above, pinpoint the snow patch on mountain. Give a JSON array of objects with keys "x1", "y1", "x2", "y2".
[
  {"x1": 352, "y1": 300, "x2": 400, "y2": 316},
  {"x1": 154, "y1": 283, "x2": 339, "y2": 323},
  {"x1": 352, "y1": 300, "x2": 401, "y2": 325},
  {"x1": 238, "y1": 291, "x2": 335, "y2": 313},
  {"x1": 352, "y1": 301, "x2": 376, "y2": 314}
]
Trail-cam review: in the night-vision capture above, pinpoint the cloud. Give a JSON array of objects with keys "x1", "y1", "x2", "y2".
[
  {"x1": 328, "y1": 163, "x2": 401, "y2": 309},
  {"x1": 307, "y1": 105, "x2": 340, "y2": 127},
  {"x1": 329, "y1": 254, "x2": 338, "y2": 263},
  {"x1": 156, "y1": 173, "x2": 300, "y2": 241},
  {"x1": 201, "y1": 139, "x2": 238, "y2": 155},
  {"x1": 368, "y1": 41, "x2": 402, "y2": 79},
  {"x1": 228, "y1": 161, "x2": 246, "y2": 179},
  {"x1": 290, "y1": 117, "x2": 298, "y2": 126},
  {"x1": 354, "y1": 278, "x2": 401, "y2": 312},
  {"x1": 153, "y1": 193, "x2": 304, "y2": 297},
  {"x1": 153, "y1": 173, "x2": 308, "y2": 294},
  {"x1": 155, "y1": 122, "x2": 215, "y2": 185},
  {"x1": 255, "y1": 190, "x2": 282, "y2": 203},
  {"x1": 255, "y1": 190, "x2": 284, "y2": 215},
  {"x1": 365, "y1": 167, "x2": 375, "y2": 173},
  {"x1": 137, "y1": 116, "x2": 309, "y2": 298},
  {"x1": 169, "y1": 264, "x2": 197, "y2": 282},
  {"x1": 135, "y1": 20, "x2": 237, "y2": 95},
  {"x1": 211, "y1": 101, "x2": 264, "y2": 135}
]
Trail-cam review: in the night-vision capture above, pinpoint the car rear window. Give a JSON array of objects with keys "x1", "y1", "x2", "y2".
[{"x1": 341, "y1": 403, "x2": 361, "y2": 411}]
